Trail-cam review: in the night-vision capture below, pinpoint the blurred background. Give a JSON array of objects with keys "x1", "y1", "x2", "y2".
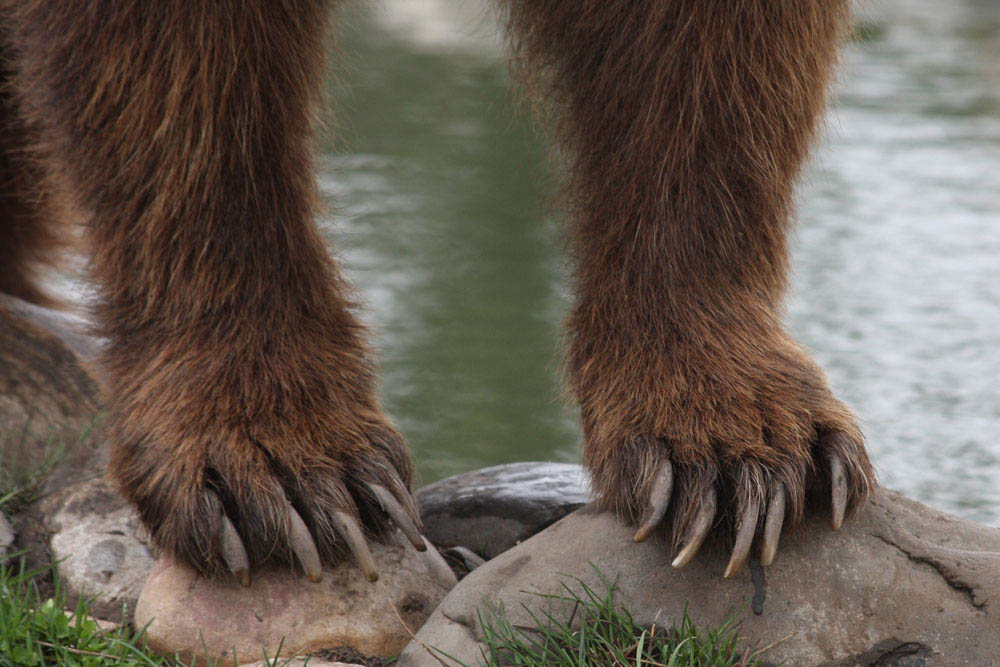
[{"x1": 317, "y1": 0, "x2": 1000, "y2": 524}]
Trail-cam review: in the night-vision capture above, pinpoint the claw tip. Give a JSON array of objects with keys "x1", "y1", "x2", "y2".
[
  {"x1": 366, "y1": 571, "x2": 379, "y2": 583},
  {"x1": 723, "y1": 557, "x2": 747, "y2": 579},
  {"x1": 235, "y1": 569, "x2": 251, "y2": 588}
]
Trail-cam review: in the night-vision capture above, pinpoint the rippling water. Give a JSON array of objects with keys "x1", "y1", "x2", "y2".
[{"x1": 319, "y1": 0, "x2": 1000, "y2": 524}]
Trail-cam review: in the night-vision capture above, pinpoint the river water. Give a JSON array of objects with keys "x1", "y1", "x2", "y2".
[{"x1": 318, "y1": 0, "x2": 1000, "y2": 524}]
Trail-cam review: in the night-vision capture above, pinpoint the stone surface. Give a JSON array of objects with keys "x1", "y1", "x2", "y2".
[
  {"x1": 0, "y1": 511, "x2": 13, "y2": 557},
  {"x1": 416, "y1": 462, "x2": 591, "y2": 558},
  {"x1": 43, "y1": 478, "x2": 154, "y2": 621},
  {"x1": 400, "y1": 489, "x2": 1000, "y2": 666},
  {"x1": 63, "y1": 611, "x2": 118, "y2": 633},
  {"x1": 136, "y1": 536, "x2": 458, "y2": 665},
  {"x1": 238, "y1": 662, "x2": 358, "y2": 667}
]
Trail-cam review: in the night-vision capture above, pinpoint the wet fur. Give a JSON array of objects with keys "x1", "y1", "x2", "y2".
[{"x1": 0, "y1": 0, "x2": 874, "y2": 570}]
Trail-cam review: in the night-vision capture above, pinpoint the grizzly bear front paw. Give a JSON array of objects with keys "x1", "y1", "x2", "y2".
[
  {"x1": 575, "y1": 326, "x2": 876, "y2": 577},
  {"x1": 112, "y1": 418, "x2": 422, "y2": 585},
  {"x1": 107, "y1": 333, "x2": 423, "y2": 586}
]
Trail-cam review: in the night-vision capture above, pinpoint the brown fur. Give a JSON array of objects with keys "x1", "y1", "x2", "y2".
[
  {"x1": 0, "y1": 0, "x2": 875, "y2": 573},
  {"x1": 0, "y1": 36, "x2": 58, "y2": 306},
  {"x1": 0, "y1": 0, "x2": 413, "y2": 573},
  {"x1": 500, "y1": 0, "x2": 875, "y2": 545}
]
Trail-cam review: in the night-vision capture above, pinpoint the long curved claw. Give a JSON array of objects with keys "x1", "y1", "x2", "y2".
[
  {"x1": 633, "y1": 460, "x2": 673, "y2": 543},
  {"x1": 386, "y1": 473, "x2": 422, "y2": 528},
  {"x1": 724, "y1": 496, "x2": 760, "y2": 579},
  {"x1": 760, "y1": 480, "x2": 786, "y2": 567},
  {"x1": 331, "y1": 511, "x2": 379, "y2": 582},
  {"x1": 830, "y1": 454, "x2": 847, "y2": 531},
  {"x1": 444, "y1": 545, "x2": 486, "y2": 571},
  {"x1": 423, "y1": 537, "x2": 460, "y2": 588},
  {"x1": 672, "y1": 487, "x2": 717, "y2": 569},
  {"x1": 219, "y1": 512, "x2": 251, "y2": 587},
  {"x1": 285, "y1": 503, "x2": 322, "y2": 583},
  {"x1": 368, "y1": 482, "x2": 426, "y2": 551}
]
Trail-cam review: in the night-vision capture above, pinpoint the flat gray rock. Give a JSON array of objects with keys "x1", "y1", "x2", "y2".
[
  {"x1": 417, "y1": 462, "x2": 591, "y2": 558},
  {"x1": 400, "y1": 489, "x2": 1000, "y2": 666},
  {"x1": 0, "y1": 511, "x2": 13, "y2": 557},
  {"x1": 43, "y1": 478, "x2": 154, "y2": 621}
]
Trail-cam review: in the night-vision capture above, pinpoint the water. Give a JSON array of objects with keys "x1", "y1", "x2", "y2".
[{"x1": 318, "y1": 1, "x2": 1000, "y2": 524}]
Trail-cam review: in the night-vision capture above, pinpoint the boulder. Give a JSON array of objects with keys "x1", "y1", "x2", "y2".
[
  {"x1": 0, "y1": 511, "x2": 13, "y2": 557},
  {"x1": 400, "y1": 488, "x2": 1000, "y2": 666},
  {"x1": 416, "y1": 462, "x2": 591, "y2": 558},
  {"x1": 135, "y1": 535, "x2": 457, "y2": 666},
  {"x1": 238, "y1": 661, "x2": 357, "y2": 667},
  {"x1": 43, "y1": 477, "x2": 154, "y2": 621}
]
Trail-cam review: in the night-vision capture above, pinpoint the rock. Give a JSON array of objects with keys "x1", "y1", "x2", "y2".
[
  {"x1": 400, "y1": 489, "x2": 1000, "y2": 666},
  {"x1": 0, "y1": 511, "x2": 13, "y2": 557},
  {"x1": 416, "y1": 462, "x2": 591, "y2": 558},
  {"x1": 240, "y1": 662, "x2": 358, "y2": 667},
  {"x1": 135, "y1": 535, "x2": 458, "y2": 665},
  {"x1": 43, "y1": 478, "x2": 154, "y2": 621},
  {"x1": 63, "y1": 611, "x2": 118, "y2": 634},
  {"x1": 441, "y1": 546, "x2": 486, "y2": 572}
]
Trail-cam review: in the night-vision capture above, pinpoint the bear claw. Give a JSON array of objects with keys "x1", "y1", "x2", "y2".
[
  {"x1": 218, "y1": 509, "x2": 251, "y2": 587},
  {"x1": 760, "y1": 479, "x2": 786, "y2": 567},
  {"x1": 830, "y1": 453, "x2": 847, "y2": 531},
  {"x1": 368, "y1": 482, "x2": 425, "y2": 551},
  {"x1": 629, "y1": 441, "x2": 859, "y2": 577},
  {"x1": 331, "y1": 510, "x2": 379, "y2": 582},
  {"x1": 286, "y1": 502, "x2": 323, "y2": 583},
  {"x1": 671, "y1": 486, "x2": 717, "y2": 569},
  {"x1": 211, "y1": 476, "x2": 428, "y2": 587},
  {"x1": 633, "y1": 460, "x2": 673, "y2": 543},
  {"x1": 724, "y1": 493, "x2": 760, "y2": 579}
]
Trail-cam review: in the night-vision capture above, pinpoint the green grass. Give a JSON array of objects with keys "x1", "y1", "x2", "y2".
[
  {"x1": 0, "y1": 422, "x2": 178, "y2": 667},
  {"x1": 0, "y1": 497, "x2": 314, "y2": 666},
  {"x1": 0, "y1": 555, "x2": 324, "y2": 666},
  {"x1": 430, "y1": 569, "x2": 767, "y2": 667},
  {"x1": 0, "y1": 557, "x2": 770, "y2": 667},
  {"x1": 0, "y1": 422, "x2": 325, "y2": 667},
  {"x1": 0, "y1": 413, "x2": 104, "y2": 515},
  {"x1": 0, "y1": 556, "x2": 172, "y2": 666},
  {"x1": 0, "y1": 556, "x2": 326, "y2": 666}
]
